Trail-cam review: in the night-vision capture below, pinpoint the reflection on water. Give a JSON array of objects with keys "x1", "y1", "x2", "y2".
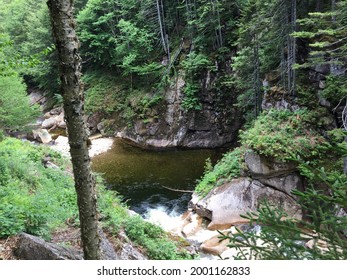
[{"x1": 92, "y1": 139, "x2": 223, "y2": 215}]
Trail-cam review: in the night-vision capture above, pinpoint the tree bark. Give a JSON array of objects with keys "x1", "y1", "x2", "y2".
[{"x1": 47, "y1": 0, "x2": 101, "y2": 260}]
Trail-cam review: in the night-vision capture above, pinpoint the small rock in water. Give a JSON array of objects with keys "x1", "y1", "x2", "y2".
[{"x1": 32, "y1": 129, "x2": 52, "y2": 144}]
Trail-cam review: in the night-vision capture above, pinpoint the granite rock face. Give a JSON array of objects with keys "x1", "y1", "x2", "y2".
[
  {"x1": 191, "y1": 178, "x2": 301, "y2": 230},
  {"x1": 244, "y1": 150, "x2": 304, "y2": 196},
  {"x1": 189, "y1": 149, "x2": 304, "y2": 231},
  {"x1": 90, "y1": 72, "x2": 242, "y2": 149}
]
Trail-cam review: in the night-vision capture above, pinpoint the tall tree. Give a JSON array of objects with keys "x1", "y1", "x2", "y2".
[{"x1": 47, "y1": 0, "x2": 101, "y2": 259}]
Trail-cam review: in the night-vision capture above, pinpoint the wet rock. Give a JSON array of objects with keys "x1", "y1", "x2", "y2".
[
  {"x1": 14, "y1": 233, "x2": 82, "y2": 260},
  {"x1": 42, "y1": 111, "x2": 66, "y2": 130},
  {"x1": 32, "y1": 129, "x2": 52, "y2": 144},
  {"x1": 42, "y1": 117, "x2": 57, "y2": 129},
  {"x1": 200, "y1": 231, "x2": 230, "y2": 256},
  {"x1": 181, "y1": 212, "x2": 203, "y2": 238}
]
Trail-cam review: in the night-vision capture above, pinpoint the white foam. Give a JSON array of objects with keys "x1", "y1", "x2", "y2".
[{"x1": 144, "y1": 206, "x2": 183, "y2": 233}]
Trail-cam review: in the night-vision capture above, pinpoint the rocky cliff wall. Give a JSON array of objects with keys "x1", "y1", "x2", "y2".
[{"x1": 88, "y1": 71, "x2": 242, "y2": 149}]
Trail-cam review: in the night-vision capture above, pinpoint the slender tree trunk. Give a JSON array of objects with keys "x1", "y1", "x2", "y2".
[
  {"x1": 332, "y1": 0, "x2": 337, "y2": 23},
  {"x1": 47, "y1": 0, "x2": 101, "y2": 260},
  {"x1": 156, "y1": 0, "x2": 167, "y2": 54},
  {"x1": 291, "y1": 0, "x2": 297, "y2": 96},
  {"x1": 253, "y1": 34, "x2": 261, "y2": 116}
]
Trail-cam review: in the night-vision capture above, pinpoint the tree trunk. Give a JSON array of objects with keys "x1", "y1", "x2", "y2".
[{"x1": 47, "y1": 0, "x2": 101, "y2": 260}]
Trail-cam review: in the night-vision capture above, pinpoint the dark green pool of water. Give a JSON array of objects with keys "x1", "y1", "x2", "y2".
[{"x1": 92, "y1": 139, "x2": 223, "y2": 215}]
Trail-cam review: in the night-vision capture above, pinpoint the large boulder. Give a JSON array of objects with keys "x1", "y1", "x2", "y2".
[
  {"x1": 14, "y1": 232, "x2": 120, "y2": 260},
  {"x1": 244, "y1": 150, "x2": 303, "y2": 196},
  {"x1": 14, "y1": 233, "x2": 82, "y2": 260},
  {"x1": 181, "y1": 212, "x2": 203, "y2": 238},
  {"x1": 245, "y1": 150, "x2": 297, "y2": 177},
  {"x1": 191, "y1": 178, "x2": 301, "y2": 230}
]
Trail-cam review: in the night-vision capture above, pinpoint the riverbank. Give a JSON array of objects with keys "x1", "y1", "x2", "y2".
[{"x1": 49, "y1": 134, "x2": 114, "y2": 158}]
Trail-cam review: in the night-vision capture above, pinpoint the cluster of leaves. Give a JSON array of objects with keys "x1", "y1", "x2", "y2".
[
  {"x1": 125, "y1": 215, "x2": 194, "y2": 260},
  {"x1": 239, "y1": 109, "x2": 332, "y2": 160},
  {"x1": 220, "y1": 160, "x2": 347, "y2": 260},
  {"x1": 0, "y1": 0, "x2": 59, "y2": 95},
  {"x1": 83, "y1": 72, "x2": 122, "y2": 115},
  {"x1": 0, "y1": 33, "x2": 41, "y2": 131},
  {"x1": 195, "y1": 147, "x2": 244, "y2": 197}
]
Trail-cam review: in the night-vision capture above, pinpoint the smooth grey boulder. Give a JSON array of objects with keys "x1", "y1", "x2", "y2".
[
  {"x1": 14, "y1": 231, "x2": 120, "y2": 260},
  {"x1": 191, "y1": 178, "x2": 301, "y2": 230},
  {"x1": 14, "y1": 233, "x2": 83, "y2": 260},
  {"x1": 244, "y1": 150, "x2": 303, "y2": 197}
]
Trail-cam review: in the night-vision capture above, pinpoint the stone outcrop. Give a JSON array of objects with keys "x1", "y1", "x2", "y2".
[
  {"x1": 190, "y1": 178, "x2": 301, "y2": 230},
  {"x1": 42, "y1": 107, "x2": 66, "y2": 130},
  {"x1": 90, "y1": 72, "x2": 242, "y2": 149},
  {"x1": 14, "y1": 233, "x2": 83, "y2": 260},
  {"x1": 13, "y1": 232, "x2": 120, "y2": 260},
  {"x1": 189, "y1": 150, "x2": 303, "y2": 231},
  {"x1": 244, "y1": 150, "x2": 304, "y2": 197}
]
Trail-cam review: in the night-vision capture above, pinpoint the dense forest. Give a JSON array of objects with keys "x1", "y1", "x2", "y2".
[{"x1": 0, "y1": 0, "x2": 346, "y2": 260}]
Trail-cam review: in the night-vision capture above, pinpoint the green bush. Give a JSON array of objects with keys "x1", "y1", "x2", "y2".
[
  {"x1": 0, "y1": 75, "x2": 40, "y2": 130},
  {"x1": 239, "y1": 109, "x2": 331, "y2": 160},
  {"x1": 125, "y1": 215, "x2": 193, "y2": 260},
  {"x1": 195, "y1": 147, "x2": 244, "y2": 197},
  {"x1": 0, "y1": 138, "x2": 77, "y2": 239}
]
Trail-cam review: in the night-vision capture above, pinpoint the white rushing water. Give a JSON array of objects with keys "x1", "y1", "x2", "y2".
[{"x1": 144, "y1": 205, "x2": 183, "y2": 233}]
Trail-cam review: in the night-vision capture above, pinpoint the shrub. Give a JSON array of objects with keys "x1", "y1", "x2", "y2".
[
  {"x1": 0, "y1": 75, "x2": 40, "y2": 130},
  {"x1": 239, "y1": 109, "x2": 331, "y2": 160},
  {"x1": 195, "y1": 147, "x2": 244, "y2": 197},
  {"x1": 0, "y1": 138, "x2": 77, "y2": 239},
  {"x1": 125, "y1": 215, "x2": 193, "y2": 260}
]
